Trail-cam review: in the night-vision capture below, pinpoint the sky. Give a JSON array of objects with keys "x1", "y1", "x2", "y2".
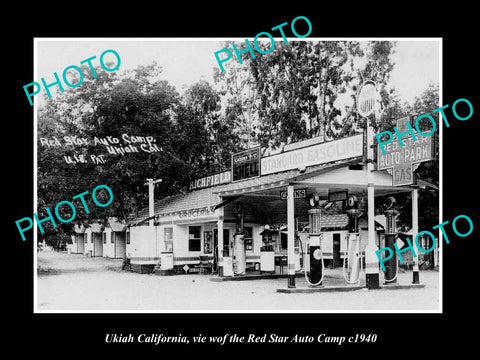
[
  {"x1": 35, "y1": 38, "x2": 440, "y2": 107},
  {"x1": 390, "y1": 40, "x2": 440, "y2": 102}
]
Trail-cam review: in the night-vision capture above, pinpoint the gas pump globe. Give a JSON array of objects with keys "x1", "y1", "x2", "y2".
[{"x1": 308, "y1": 208, "x2": 322, "y2": 234}]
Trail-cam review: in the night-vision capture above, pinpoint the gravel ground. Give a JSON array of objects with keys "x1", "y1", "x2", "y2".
[{"x1": 37, "y1": 250, "x2": 440, "y2": 312}]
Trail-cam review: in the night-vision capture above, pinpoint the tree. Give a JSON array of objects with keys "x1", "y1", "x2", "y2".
[
  {"x1": 37, "y1": 63, "x2": 185, "y2": 247},
  {"x1": 214, "y1": 40, "x2": 396, "y2": 154},
  {"x1": 213, "y1": 43, "x2": 260, "y2": 150},
  {"x1": 358, "y1": 41, "x2": 398, "y2": 133},
  {"x1": 37, "y1": 61, "x2": 245, "y2": 248},
  {"x1": 181, "y1": 80, "x2": 240, "y2": 173}
]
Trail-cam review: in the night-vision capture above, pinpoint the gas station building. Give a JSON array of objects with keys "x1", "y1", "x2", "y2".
[{"x1": 126, "y1": 129, "x2": 437, "y2": 289}]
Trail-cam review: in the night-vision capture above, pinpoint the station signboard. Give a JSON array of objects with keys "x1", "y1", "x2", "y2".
[
  {"x1": 261, "y1": 134, "x2": 363, "y2": 176},
  {"x1": 232, "y1": 147, "x2": 260, "y2": 182},
  {"x1": 189, "y1": 170, "x2": 231, "y2": 190},
  {"x1": 377, "y1": 117, "x2": 435, "y2": 186},
  {"x1": 279, "y1": 188, "x2": 307, "y2": 200}
]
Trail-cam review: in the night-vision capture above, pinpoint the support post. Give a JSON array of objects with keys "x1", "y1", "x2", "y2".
[
  {"x1": 287, "y1": 184, "x2": 296, "y2": 288},
  {"x1": 147, "y1": 179, "x2": 154, "y2": 227},
  {"x1": 412, "y1": 189, "x2": 420, "y2": 284},
  {"x1": 217, "y1": 215, "x2": 224, "y2": 277},
  {"x1": 365, "y1": 121, "x2": 380, "y2": 289}
]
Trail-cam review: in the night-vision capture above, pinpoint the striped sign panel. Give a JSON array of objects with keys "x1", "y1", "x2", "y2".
[{"x1": 357, "y1": 82, "x2": 376, "y2": 117}]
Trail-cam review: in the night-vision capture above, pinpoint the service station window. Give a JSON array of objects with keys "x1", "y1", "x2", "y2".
[
  {"x1": 164, "y1": 227, "x2": 173, "y2": 252},
  {"x1": 188, "y1": 226, "x2": 201, "y2": 252},
  {"x1": 244, "y1": 226, "x2": 253, "y2": 251}
]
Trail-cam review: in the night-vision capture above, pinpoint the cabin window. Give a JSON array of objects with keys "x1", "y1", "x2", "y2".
[
  {"x1": 126, "y1": 231, "x2": 130, "y2": 245},
  {"x1": 103, "y1": 232, "x2": 107, "y2": 244},
  {"x1": 164, "y1": 227, "x2": 173, "y2": 252},
  {"x1": 111, "y1": 232, "x2": 115, "y2": 244},
  {"x1": 188, "y1": 226, "x2": 201, "y2": 252},
  {"x1": 84, "y1": 234, "x2": 88, "y2": 244}
]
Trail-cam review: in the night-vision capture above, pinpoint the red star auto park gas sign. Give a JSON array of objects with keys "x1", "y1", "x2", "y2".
[{"x1": 377, "y1": 116, "x2": 435, "y2": 186}]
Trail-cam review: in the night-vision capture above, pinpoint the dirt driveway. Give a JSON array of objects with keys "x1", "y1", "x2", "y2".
[
  {"x1": 38, "y1": 249, "x2": 123, "y2": 274},
  {"x1": 36, "y1": 250, "x2": 440, "y2": 312}
]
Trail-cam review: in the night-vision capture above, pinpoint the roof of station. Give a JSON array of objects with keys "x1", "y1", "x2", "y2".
[
  {"x1": 127, "y1": 153, "x2": 437, "y2": 226},
  {"x1": 73, "y1": 218, "x2": 127, "y2": 232},
  {"x1": 105, "y1": 217, "x2": 127, "y2": 232},
  {"x1": 127, "y1": 185, "x2": 222, "y2": 226},
  {"x1": 214, "y1": 157, "x2": 360, "y2": 196},
  {"x1": 127, "y1": 157, "x2": 362, "y2": 226}
]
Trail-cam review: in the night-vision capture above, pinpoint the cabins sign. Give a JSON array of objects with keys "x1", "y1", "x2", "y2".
[
  {"x1": 279, "y1": 188, "x2": 307, "y2": 200},
  {"x1": 377, "y1": 116, "x2": 434, "y2": 186}
]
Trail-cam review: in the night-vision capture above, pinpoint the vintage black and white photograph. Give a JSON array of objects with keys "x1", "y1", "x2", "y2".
[{"x1": 33, "y1": 37, "x2": 442, "y2": 312}]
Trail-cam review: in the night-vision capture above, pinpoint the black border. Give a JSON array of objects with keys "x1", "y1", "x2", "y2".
[{"x1": 7, "y1": 4, "x2": 478, "y2": 356}]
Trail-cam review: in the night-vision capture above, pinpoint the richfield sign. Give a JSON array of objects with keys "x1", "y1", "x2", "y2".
[
  {"x1": 261, "y1": 134, "x2": 363, "y2": 176},
  {"x1": 189, "y1": 171, "x2": 231, "y2": 191}
]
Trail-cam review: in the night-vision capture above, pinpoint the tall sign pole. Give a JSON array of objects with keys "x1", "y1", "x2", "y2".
[
  {"x1": 358, "y1": 80, "x2": 380, "y2": 289},
  {"x1": 412, "y1": 189, "x2": 420, "y2": 284},
  {"x1": 144, "y1": 178, "x2": 163, "y2": 227}
]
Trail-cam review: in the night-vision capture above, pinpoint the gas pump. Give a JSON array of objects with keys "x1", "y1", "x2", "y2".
[
  {"x1": 304, "y1": 195, "x2": 325, "y2": 286},
  {"x1": 383, "y1": 197, "x2": 399, "y2": 283},
  {"x1": 343, "y1": 195, "x2": 362, "y2": 284},
  {"x1": 232, "y1": 202, "x2": 246, "y2": 275},
  {"x1": 259, "y1": 226, "x2": 275, "y2": 273}
]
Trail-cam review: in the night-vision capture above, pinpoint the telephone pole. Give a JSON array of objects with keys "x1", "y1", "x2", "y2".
[{"x1": 144, "y1": 178, "x2": 162, "y2": 226}]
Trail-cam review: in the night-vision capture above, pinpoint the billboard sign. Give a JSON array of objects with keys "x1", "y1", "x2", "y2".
[
  {"x1": 377, "y1": 116, "x2": 435, "y2": 186},
  {"x1": 232, "y1": 147, "x2": 260, "y2": 182},
  {"x1": 261, "y1": 134, "x2": 363, "y2": 176}
]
